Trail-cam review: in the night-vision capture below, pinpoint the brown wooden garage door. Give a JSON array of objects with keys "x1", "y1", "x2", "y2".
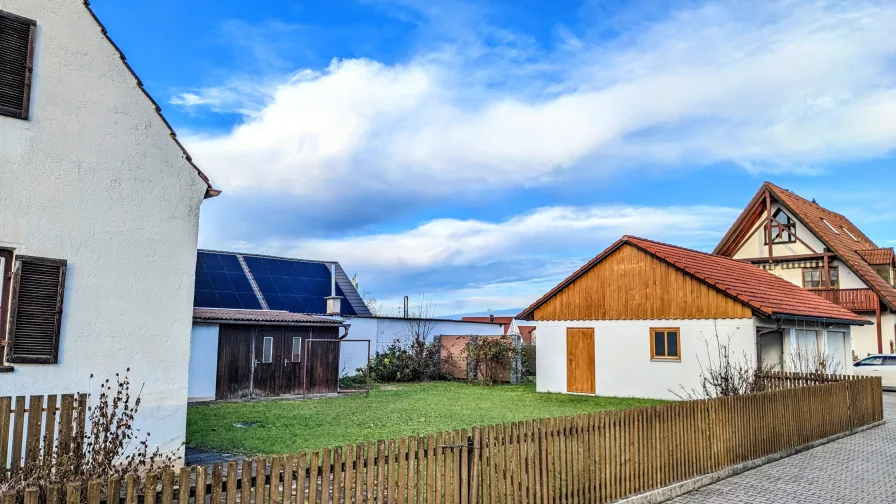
[{"x1": 215, "y1": 324, "x2": 341, "y2": 400}]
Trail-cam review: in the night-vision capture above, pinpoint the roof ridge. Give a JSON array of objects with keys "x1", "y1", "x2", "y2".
[
  {"x1": 764, "y1": 181, "x2": 851, "y2": 223},
  {"x1": 198, "y1": 249, "x2": 338, "y2": 266},
  {"x1": 625, "y1": 236, "x2": 752, "y2": 267}
]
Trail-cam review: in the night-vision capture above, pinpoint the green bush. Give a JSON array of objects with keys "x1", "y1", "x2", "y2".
[
  {"x1": 521, "y1": 345, "x2": 536, "y2": 377},
  {"x1": 363, "y1": 339, "x2": 445, "y2": 382},
  {"x1": 463, "y1": 336, "x2": 518, "y2": 385},
  {"x1": 338, "y1": 373, "x2": 369, "y2": 389}
]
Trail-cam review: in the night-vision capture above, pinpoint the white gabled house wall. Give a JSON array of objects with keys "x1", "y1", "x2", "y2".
[{"x1": 0, "y1": 0, "x2": 211, "y2": 458}]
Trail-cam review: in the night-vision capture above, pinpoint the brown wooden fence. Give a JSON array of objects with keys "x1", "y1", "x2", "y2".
[
  {"x1": 0, "y1": 393, "x2": 88, "y2": 473},
  {"x1": 4, "y1": 377, "x2": 883, "y2": 504},
  {"x1": 757, "y1": 371, "x2": 862, "y2": 390}
]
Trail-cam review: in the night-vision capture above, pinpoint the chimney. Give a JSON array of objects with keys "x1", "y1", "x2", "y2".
[
  {"x1": 403, "y1": 296, "x2": 409, "y2": 318},
  {"x1": 326, "y1": 263, "x2": 343, "y2": 315}
]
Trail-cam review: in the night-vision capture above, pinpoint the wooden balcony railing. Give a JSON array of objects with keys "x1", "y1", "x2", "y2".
[{"x1": 810, "y1": 288, "x2": 879, "y2": 312}]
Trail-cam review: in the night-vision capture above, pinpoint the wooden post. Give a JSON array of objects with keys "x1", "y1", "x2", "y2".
[
  {"x1": 876, "y1": 295, "x2": 883, "y2": 354},
  {"x1": 766, "y1": 189, "x2": 774, "y2": 263},
  {"x1": 823, "y1": 254, "x2": 831, "y2": 288}
]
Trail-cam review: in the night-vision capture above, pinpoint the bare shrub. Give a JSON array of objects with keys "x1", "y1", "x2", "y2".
[
  {"x1": 788, "y1": 343, "x2": 843, "y2": 375},
  {"x1": 670, "y1": 325, "x2": 774, "y2": 400},
  {"x1": 1, "y1": 370, "x2": 177, "y2": 500}
]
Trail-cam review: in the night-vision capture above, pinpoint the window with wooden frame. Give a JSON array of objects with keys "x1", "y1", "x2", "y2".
[
  {"x1": 803, "y1": 267, "x2": 839, "y2": 289},
  {"x1": 650, "y1": 327, "x2": 680, "y2": 361},
  {"x1": 0, "y1": 9, "x2": 37, "y2": 120},
  {"x1": 764, "y1": 208, "x2": 796, "y2": 244},
  {"x1": 6, "y1": 255, "x2": 67, "y2": 364}
]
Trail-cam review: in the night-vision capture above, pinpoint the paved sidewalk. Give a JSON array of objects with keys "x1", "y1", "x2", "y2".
[{"x1": 669, "y1": 393, "x2": 896, "y2": 503}]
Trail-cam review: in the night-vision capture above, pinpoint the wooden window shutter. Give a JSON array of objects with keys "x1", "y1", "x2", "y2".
[
  {"x1": 0, "y1": 9, "x2": 37, "y2": 120},
  {"x1": 7, "y1": 256, "x2": 67, "y2": 364}
]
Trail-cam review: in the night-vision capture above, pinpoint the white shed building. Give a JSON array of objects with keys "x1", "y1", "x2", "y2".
[{"x1": 517, "y1": 236, "x2": 869, "y2": 400}]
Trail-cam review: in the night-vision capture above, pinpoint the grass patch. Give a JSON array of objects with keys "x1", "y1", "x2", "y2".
[{"x1": 187, "y1": 382, "x2": 664, "y2": 455}]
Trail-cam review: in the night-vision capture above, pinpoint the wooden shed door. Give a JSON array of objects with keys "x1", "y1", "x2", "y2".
[
  {"x1": 281, "y1": 328, "x2": 310, "y2": 395},
  {"x1": 253, "y1": 328, "x2": 284, "y2": 397},
  {"x1": 567, "y1": 328, "x2": 595, "y2": 394}
]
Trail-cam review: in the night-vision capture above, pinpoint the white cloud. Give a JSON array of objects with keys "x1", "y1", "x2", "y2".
[
  {"x1": 179, "y1": 0, "x2": 896, "y2": 198},
  {"x1": 241, "y1": 204, "x2": 738, "y2": 270},
  {"x1": 218, "y1": 203, "x2": 739, "y2": 313}
]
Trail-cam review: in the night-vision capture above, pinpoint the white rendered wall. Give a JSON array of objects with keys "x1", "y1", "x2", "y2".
[
  {"x1": 535, "y1": 319, "x2": 755, "y2": 400},
  {"x1": 188, "y1": 324, "x2": 220, "y2": 402},
  {"x1": 848, "y1": 313, "x2": 896, "y2": 358},
  {"x1": 339, "y1": 317, "x2": 503, "y2": 375},
  {"x1": 0, "y1": 0, "x2": 208, "y2": 458}
]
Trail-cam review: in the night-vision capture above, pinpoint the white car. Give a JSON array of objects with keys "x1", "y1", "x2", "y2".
[{"x1": 852, "y1": 354, "x2": 896, "y2": 388}]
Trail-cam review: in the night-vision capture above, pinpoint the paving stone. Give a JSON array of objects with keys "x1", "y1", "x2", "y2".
[{"x1": 669, "y1": 392, "x2": 896, "y2": 503}]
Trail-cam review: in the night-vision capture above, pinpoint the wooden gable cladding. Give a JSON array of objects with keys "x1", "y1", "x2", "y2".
[{"x1": 533, "y1": 243, "x2": 753, "y2": 321}]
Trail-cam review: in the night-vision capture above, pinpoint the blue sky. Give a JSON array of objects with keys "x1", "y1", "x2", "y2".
[{"x1": 91, "y1": 0, "x2": 896, "y2": 315}]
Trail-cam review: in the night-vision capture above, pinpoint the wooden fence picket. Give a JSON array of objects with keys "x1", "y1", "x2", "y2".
[
  {"x1": 297, "y1": 452, "x2": 309, "y2": 504},
  {"x1": 10, "y1": 396, "x2": 25, "y2": 471}
]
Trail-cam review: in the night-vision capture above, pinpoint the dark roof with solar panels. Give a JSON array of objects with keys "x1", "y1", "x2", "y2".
[{"x1": 193, "y1": 250, "x2": 371, "y2": 316}]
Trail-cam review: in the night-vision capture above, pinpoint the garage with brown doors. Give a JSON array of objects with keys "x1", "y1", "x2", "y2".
[{"x1": 193, "y1": 308, "x2": 348, "y2": 400}]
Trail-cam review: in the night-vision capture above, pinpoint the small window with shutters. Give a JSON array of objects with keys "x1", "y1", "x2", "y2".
[
  {"x1": 0, "y1": 9, "x2": 37, "y2": 120},
  {"x1": 6, "y1": 256, "x2": 67, "y2": 364}
]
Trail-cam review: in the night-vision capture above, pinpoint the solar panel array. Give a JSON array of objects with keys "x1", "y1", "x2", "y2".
[
  {"x1": 193, "y1": 251, "x2": 360, "y2": 316},
  {"x1": 194, "y1": 252, "x2": 262, "y2": 310},
  {"x1": 243, "y1": 256, "x2": 357, "y2": 316}
]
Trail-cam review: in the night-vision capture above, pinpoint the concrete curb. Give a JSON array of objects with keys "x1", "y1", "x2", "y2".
[{"x1": 615, "y1": 420, "x2": 886, "y2": 504}]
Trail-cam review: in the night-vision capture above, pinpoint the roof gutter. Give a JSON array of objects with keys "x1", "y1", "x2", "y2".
[{"x1": 770, "y1": 313, "x2": 870, "y2": 326}]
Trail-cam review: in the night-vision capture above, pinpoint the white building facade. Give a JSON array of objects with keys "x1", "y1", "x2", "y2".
[
  {"x1": 535, "y1": 317, "x2": 853, "y2": 400},
  {"x1": 0, "y1": 0, "x2": 215, "y2": 458}
]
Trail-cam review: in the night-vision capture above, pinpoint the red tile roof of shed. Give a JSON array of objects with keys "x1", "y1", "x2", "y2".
[{"x1": 518, "y1": 236, "x2": 867, "y2": 324}]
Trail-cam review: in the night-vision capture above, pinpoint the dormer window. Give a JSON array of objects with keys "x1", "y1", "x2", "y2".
[{"x1": 766, "y1": 209, "x2": 796, "y2": 244}]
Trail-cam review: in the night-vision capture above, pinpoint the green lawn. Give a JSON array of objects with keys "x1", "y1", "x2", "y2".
[{"x1": 186, "y1": 382, "x2": 664, "y2": 455}]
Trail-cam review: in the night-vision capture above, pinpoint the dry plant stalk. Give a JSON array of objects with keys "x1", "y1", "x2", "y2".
[
  {"x1": 670, "y1": 325, "x2": 774, "y2": 400},
  {"x1": 0, "y1": 370, "x2": 178, "y2": 502}
]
